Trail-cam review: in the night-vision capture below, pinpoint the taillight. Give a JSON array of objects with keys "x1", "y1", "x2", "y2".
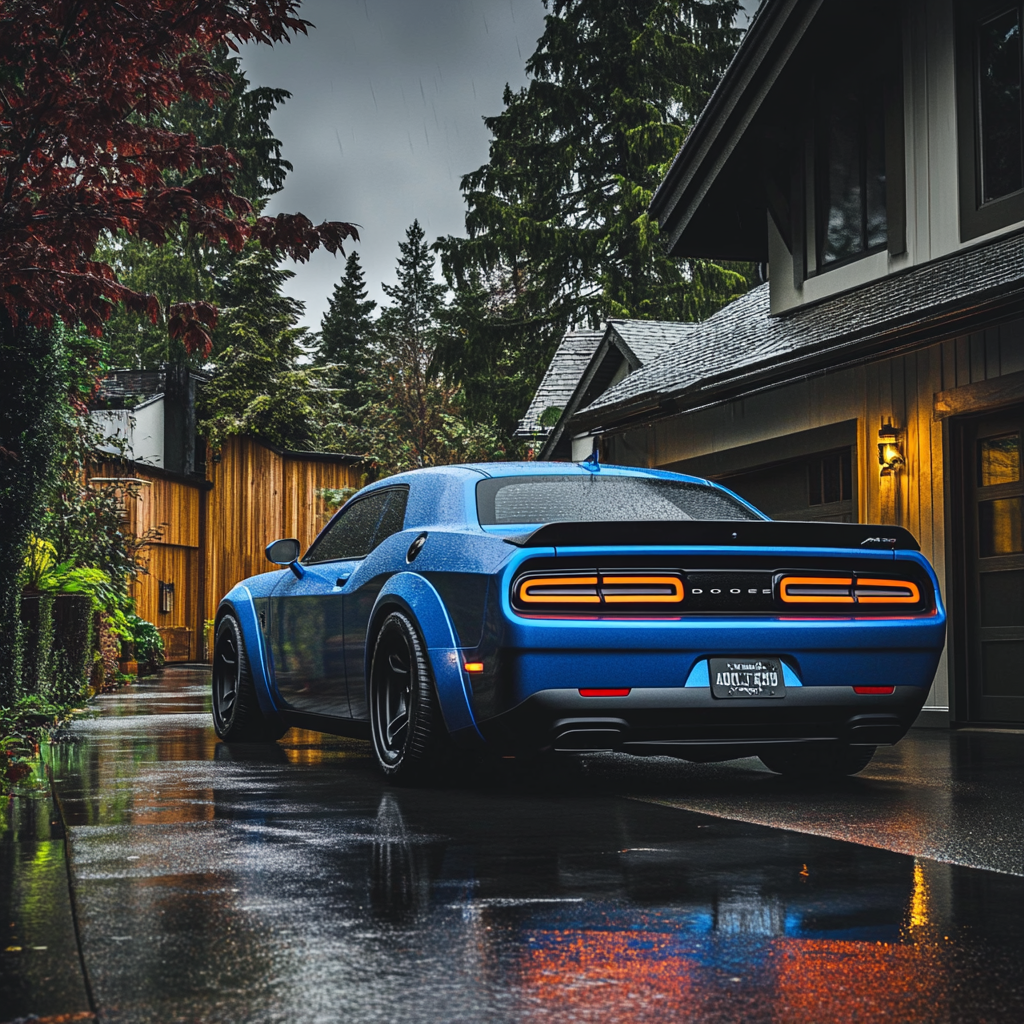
[
  {"x1": 778, "y1": 577, "x2": 855, "y2": 604},
  {"x1": 778, "y1": 575, "x2": 922, "y2": 606},
  {"x1": 517, "y1": 575, "x2": 601, "y2": 605},
  {"x1": 601, "y1": 575, "x2": 685, "y2": 603},
  {"x1": 853, "y1": 579, "x2": 921, "y2": 604},
  {"x1": 514, "y1": 572, "x2": 684, "y2": 609}
]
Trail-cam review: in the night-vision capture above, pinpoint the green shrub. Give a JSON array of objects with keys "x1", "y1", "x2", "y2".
[{"x1": 128, "y1": 614, "x2": 164, "y2": 672}]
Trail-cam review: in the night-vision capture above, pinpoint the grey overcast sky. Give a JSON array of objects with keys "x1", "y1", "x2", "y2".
[{"x1": 239, "y1": 0, "x2": 760, "y2": 334}]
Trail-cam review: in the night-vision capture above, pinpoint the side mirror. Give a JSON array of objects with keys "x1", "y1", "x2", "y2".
[{"x1": 265, "y1": 538, "x2": 301, "y2": 565}]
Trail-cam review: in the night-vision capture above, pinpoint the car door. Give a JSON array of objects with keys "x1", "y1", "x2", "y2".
[
  {"x1": 343, "y1": 487, "x2": 410, "y2": 721},
  {"x1": 269, "y1": 491, "x2": 390, "y2": 718}
]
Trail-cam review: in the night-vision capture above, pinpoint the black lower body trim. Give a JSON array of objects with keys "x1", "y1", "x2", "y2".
[
  {"x1": 279, "y1": 708, "x2": 371, "y2": 740},
  {"x1": 477, "y1": 685, "x2": 927, "y2": 755}
]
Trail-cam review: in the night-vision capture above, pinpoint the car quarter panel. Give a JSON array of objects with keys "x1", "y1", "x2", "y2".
[{"x1": 367, "y1": 571, "x2": 485, "y2": 746}]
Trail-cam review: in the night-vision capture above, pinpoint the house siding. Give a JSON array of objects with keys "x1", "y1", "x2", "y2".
[
  {"x1": 205, "y1": 436, "x2": 363, "y2": 635},
  {"x1": 96, "y1": 436, "x2": 362, "y2": 662},
  {"x1": 602, "y1": 319, "x2": 1024, "y2": 715}
]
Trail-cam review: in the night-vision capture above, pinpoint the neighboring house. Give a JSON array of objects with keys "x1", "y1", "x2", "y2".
[
  {"x1": 91, "y1": 370, "x2": 364, "y2": 661},
  {"x1": 525, "y1": 0, "x2": 1024, "y2": 728},
  {"x1": 517, "y1": 329, "x2": 604, "y2": 458},
  {"x1": 519, "y1": 321, "x2": 696, "y2": 460}
]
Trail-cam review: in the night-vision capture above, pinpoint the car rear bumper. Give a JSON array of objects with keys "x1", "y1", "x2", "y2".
[{"x1": 476, "y1": 684, "x2": 928, "y2": 756}]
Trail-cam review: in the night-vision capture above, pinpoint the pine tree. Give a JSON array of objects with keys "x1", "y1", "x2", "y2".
[
  {"x1": 316, "y1": 251, "x2": 377, "y2": 409},
  {"x1": 323, "y1": 221, "x2": 503, "y2": 473},
  {"x1": 198, "y1": 247, "x2": 327, "y2": 451},
  {"x1": 379, "y1": 220, "x2": 447, "y2": 359},
  {"x1": 436, "y1": 0, "x2": 751, "y2": 438}
]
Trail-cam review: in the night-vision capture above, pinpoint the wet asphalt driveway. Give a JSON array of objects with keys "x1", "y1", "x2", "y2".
[{"x1": 4, "y1": 666, "x2": 1024, "y2": 1023}]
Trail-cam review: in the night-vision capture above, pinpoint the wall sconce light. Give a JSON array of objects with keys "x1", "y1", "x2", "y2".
[
  {"x1": 159, "y1": 581, "x2": 175, "y2": 614},
  {"x1": 877, "y1": 422, "x2": 905, "y2": 473}
]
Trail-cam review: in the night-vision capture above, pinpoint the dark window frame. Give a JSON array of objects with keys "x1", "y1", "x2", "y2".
[
  {"x1": 957, "y1": 0, "x2": 1024, "y2": 241},
  {"x1": 793, "y1": 5, "x2": 905, "y2": 283},
  {"x1": 302, "y1": 485, "x2": 409, "y2": 564},
  {"x1": 811, "y1": 76, "x2": 889, "y2": 273}
]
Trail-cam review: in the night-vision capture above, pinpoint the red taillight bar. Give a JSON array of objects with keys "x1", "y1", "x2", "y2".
[
  {"x1": 779, "y1": 576, "x2": 921, "y2": 606},
  {"x1": 515, "y1": 573, "x2": 684, "y2": 607}
]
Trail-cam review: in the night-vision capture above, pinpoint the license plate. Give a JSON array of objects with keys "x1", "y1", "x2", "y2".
[{"x1": 708, "y1": 657, "x2": 785, "y2": 698}]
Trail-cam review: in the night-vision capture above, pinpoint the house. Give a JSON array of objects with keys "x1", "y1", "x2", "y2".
[
  {"x1": 518, "y1": 323, "x2": 696, "y2": 460},
  {"x1": 91, "y1": 369, "x2": 364, "y2": 661},
  {"x1": 524, "y1": 0, "x2": 1024, "y2": 728}
]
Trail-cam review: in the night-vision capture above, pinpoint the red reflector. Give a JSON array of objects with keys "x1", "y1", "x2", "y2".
[
  {"x1": 853, "y1": 685, "x2": 895, "y2": 695},
  {"x1": 579, "y1": 688, "x2": 631, "y2": 697}
]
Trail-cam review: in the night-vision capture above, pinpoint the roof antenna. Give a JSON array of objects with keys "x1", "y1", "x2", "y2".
[{"x1": 582, "y1": 446, "x2": 600, "y2": 472}]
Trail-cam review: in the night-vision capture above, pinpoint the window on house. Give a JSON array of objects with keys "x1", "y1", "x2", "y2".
[
  {"x1": 808, "y1": 450, "x2": 853, "y2": 506},
  {"x1": 957, "y1": 2, "x2": 1024, "y2": 238},
  {"x1": 814, "y1": 64, "x2": 887, "y2": 269},
  {"x1": 978, "y1": 8, "x2": 1023, "y2": 203}
]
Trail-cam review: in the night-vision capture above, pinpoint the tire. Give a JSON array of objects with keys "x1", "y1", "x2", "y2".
[
  {"x1": 758, "y1": 743, "x2": 876, "y2": 778},
  {"x1": 369, "y1": 611, "x2": 449, "y2": 782},
  {"x1": 211, "y1": 614, "x2": 286, "y2": 742}
]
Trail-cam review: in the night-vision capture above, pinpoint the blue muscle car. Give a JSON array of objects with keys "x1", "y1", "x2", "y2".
[{"x1": 211, "y1": 461, "x2": 946, "y2": 781}]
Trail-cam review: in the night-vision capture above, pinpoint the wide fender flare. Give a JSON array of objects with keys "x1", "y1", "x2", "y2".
[
  {"x1": 217, "y1": 587, "x2": 285, "y2": 727},
  {"x1": 368, "y1": 572, "x2": 484, "y2": 746}
]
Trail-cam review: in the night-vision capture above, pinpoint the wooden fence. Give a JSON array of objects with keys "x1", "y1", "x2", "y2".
[{"x1": 94, "y1": 436, "x2": 364, "y2": 661}]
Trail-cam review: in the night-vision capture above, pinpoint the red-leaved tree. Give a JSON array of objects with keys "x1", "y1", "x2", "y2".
[
  {"x1": 0, "y1": 1, "x2": 358, "y2": 704},
  {"x1": 0, "y1": 0, "x2": 356, "y2": 354}
]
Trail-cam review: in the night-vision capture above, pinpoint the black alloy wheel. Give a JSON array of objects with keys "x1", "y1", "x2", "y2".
[
  {"x1": 211, "y1": 614, "x2": 285, "y2": 742},
  {"x1": 369, "y1": 611, "x2": 448, "y2": 781},
  {"x1": 758, "y1": 742, "x2": 877, "y2": 777}
]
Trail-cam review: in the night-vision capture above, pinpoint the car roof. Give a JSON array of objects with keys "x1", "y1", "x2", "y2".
[{"x1": 369, "y1": 461, "x2": 713, "y2": 487}]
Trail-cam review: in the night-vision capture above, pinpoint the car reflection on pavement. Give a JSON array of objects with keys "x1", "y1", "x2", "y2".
[{"x1": 38, "y1": 668, "x2": 1024, "y2": 1024}]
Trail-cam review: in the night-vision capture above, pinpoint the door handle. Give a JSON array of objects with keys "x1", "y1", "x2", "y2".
[{"x1": 335, "y1": 575, "x2": 351, "y2": 587}]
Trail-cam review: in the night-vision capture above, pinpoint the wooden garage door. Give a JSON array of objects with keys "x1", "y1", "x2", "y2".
[{"x1": 717, "y1": 447, "x2": 857, "y2": 523}]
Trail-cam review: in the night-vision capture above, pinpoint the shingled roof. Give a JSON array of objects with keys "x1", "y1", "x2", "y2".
[
  {"x1": 576, "y1": 229, "x2": 1024, "y2": 427},
  {"x1": 517, "y1": 329, "x2": 604, "y2": 436},
  {"x1": 609, "y1": 320, "x2": 697, "y2": 365},
  {"x1": 526, "y1": 320, "x2": 701, "y2": 459}
]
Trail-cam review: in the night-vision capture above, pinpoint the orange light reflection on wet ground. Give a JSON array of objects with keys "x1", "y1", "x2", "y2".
[
  {"x1": 279, "y1": 729, "x2": 370, "y2": 766},
  {"x1": 511, "y1": 927, "x2": 949, "y2": 1023}
]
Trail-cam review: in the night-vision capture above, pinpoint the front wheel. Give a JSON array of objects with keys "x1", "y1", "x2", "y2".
[
  {"x1": 758, "y1": 743, "x2": 876, "y2": 777},
  {"x1": 369, "y1": 611, "x2": 449, "y2": 782},
  {"x1": 211, "y1": 614, "x2": 286, "y2": 742}
]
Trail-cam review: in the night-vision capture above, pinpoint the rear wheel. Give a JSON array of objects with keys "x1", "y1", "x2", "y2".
[
  {"x1": 211, "y1": 614, "x2": 286, "y2": 742},
  {"x1": 758, "y1": 743, "x2": 876, "y2": 777},
  {"x1": 369, "y1": 611, "x2": 449, "y2": 782}
]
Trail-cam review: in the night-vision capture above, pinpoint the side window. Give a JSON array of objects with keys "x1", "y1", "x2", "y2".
[
  {"x1": 304, "y1": 491, "x2": 388, "y2": 563},
  {"x1": 371, "y1": 488, "x2": 409, "y2": 550}
]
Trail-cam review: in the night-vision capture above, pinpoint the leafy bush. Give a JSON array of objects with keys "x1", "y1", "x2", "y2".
[
  {"x1": 317, "y1": 486, "x2": 357, "y2": 512},
  {"x1": 22, "y1": 536, "x2": 58, "y2": 591},
  {"x1": 128, "y1": 614, "x2": 164, "y2": 672}
]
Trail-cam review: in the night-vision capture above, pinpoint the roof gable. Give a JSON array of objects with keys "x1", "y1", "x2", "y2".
[
  {"x1": 526, "y1": 320, "x2": 703, "y2": 459},
  {"x1": 517, "y1": 329, "x2": 604, "y2": 436}
]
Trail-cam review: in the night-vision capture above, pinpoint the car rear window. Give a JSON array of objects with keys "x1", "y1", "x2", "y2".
[{"x1": 475, "y1": 475, "x2": 760, "y2": 526}]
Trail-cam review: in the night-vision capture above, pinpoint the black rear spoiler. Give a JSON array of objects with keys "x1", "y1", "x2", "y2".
[{"x1": 502, "y1": 520, "x2": 920, "y2": 551}]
